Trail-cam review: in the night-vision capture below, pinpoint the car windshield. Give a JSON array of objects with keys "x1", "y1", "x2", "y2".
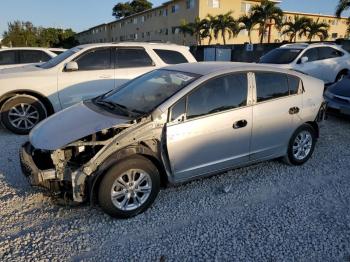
[
  {"x1": 95, "y1": 69, "x2": 199, "y2": 117},
  {"x1": 39, "y1": 47, "x2": 82, "y2": 69},
  {"x1": 259, "y1": 48, "x2": 303, "y2": 64}
]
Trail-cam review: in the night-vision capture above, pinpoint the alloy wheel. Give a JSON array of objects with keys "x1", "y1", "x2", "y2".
[
  {"x1": 110, "y1": 169, "x2": 152, "y2": 211},
  {"x1": 8, "y1": 103, "x2": 40, "y2": 130},
  {"x1": 292, "y1": 130, "x2": 313, "y2": 161}
]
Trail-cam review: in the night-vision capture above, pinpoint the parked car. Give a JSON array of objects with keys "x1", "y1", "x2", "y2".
[
  {"x1": 324, "y1": 75, "x2": 350, "y2": 116},
  {"x1": 0, "y1": 43, "x2": 196, "y2": 134},
  {"x1": 259, "y1": 43, "x2": 350, "y2": 85},
  {"x1": 20, "y1": 62, "x2": 326, "y2": 218},
  {"x1": 0, "y1": 47, "x2": 66, "y2": 69}
]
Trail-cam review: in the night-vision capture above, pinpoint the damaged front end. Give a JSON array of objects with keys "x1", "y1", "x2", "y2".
[
  {"x1": 19, "y1": 113, "x2": 168, "y2": 204},
  {"x1": 20, "y1": 123, "x2": 133, "y2": 202}
]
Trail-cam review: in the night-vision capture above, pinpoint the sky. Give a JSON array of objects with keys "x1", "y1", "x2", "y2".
[{"x1": 0, "y1": 0, "x2": 347, "y2": 36}]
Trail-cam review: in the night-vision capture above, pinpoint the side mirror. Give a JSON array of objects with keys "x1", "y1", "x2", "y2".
[
  {"x1": 300, "y1": 56, "x2": 309, "y2": 64},
  {"x1": 65, "y1": 61, "x2": 78, "y2": 72}
]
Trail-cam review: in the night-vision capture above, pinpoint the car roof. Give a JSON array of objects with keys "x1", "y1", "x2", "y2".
[
  {"x1": 280, "y1": 42, "x2": 342, "y2": 50},
  {"x1": 0, "y1": 47, "x2": 55, "y2": 51},
  {"x1": 163, "y1": 62, "x2": 297, "y2": 75},
  {"x1": 78, "y1": 42, "x2": 190, "y2": 50}
]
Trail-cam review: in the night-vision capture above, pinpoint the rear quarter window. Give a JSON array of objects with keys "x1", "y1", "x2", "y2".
[{"x1": 153, "y1": 49, "x2": 188, "y2": 64}]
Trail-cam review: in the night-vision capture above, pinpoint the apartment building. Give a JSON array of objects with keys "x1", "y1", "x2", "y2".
[{"x1": 75, "y1": 0, "x2": 349, "y2": 45}]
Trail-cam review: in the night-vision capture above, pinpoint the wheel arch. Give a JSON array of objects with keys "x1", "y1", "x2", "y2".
[
  {"x1": 87, "y1": 144, "x2": 168, "y2": 205},
  {"x1": 305, "y1": 121, "x2": 319, "y2": 139},
  {"x1": 0, "y1": 90, "x2": 55, "y2": 116}
]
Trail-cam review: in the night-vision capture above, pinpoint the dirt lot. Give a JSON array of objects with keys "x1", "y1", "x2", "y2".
[{"x1": 0, "y1": 116, "x2": 350, "y2": 261}]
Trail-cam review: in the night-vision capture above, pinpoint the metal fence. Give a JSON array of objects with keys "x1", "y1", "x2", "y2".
[{"x1": 190, "y1": 39, "x2": 350, "y2": 63}]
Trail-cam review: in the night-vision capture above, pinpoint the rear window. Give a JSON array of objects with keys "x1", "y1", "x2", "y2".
[{"x1": 153, "y1": 49, "x2": 188, "y2": 64}]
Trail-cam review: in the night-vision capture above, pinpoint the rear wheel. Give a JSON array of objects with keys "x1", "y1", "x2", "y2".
[
  {"x1": 98, "y1": 156, "x2": 160, "y2": 218},
  {"x1": 284, "y1": 124, "x2": 316, "y2": 166},
  {"x1": 0, "y1": 95, "x2": 47, "y2": 135}
]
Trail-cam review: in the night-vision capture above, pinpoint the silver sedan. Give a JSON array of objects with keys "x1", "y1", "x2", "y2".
[{"x1": 20, "y1": 62, "x2": 326, "y2": 218}]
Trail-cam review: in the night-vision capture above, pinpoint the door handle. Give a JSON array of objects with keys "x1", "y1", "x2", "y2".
[
  {"x1": 233, "y1": 120, "x2": 247, "y2": 129},
  {"x1": 289, "y1": 107, "x2": 300, "y2": 115}
]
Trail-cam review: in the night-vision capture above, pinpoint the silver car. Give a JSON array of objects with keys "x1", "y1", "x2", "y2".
[{"x1": 20, "y1": 62, "x2": 326, "y2": 218}]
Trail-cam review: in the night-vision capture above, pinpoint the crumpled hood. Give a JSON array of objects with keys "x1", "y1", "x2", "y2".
[
  {"x1": 0, "y1": 64, "x2": 42, "y2": 75},
  {"x1": 328, "y1": 78, "x2": 350, "y2": 97},
  {"x1": 30, "y1": 102, "x2": 132, "y2": 150}
]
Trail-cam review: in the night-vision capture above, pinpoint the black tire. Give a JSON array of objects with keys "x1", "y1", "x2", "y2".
[
  {"x1": 0, "y1": 95, "x2": 47, "y2": 135},
  {"x1": 98, "y1": 155, "x2": 160, "y2": 218},
  {"x1": 283, "y1": 124, "x2": 317, "y2": 166}
]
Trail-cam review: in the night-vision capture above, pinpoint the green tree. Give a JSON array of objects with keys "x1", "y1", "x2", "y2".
[
  {"x1": 188, "y1": 17, "x2": 208, "y2": 45},
  {"x1": 238, "y1": 14, "x2": 259, "y2": 44},
  {"x1": 281, "y1": 16, "x2": 312, "y2": 42},
  {"x1": 250, "y1": 0, "x2": 283, "y2": 43},
  {"x1": 301, "y1": 18, "x2": 329, "y2": 42},
  {"x1": 201, "y1": 14, "x2": 217, "y2": 45},
  {"x1": 212, "y1": 11, "x2": 239, "y2": 45},
  {"x1": 112, "y1": 0, "x2": 152, "y2": 19},
  {"x1": 178, "y1": 19, "x2": 193, "y2": 45},
  {"x1": 336, "y1": 0, "x2": 350, "y2": 17}
]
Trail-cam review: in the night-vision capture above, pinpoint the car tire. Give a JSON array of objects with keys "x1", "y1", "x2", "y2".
[
  {"x1": 98, "y1": 155, "x2": 160, "y2": 218},
  {"x1": 0, "y1": 95, "x2": 47, "y2": 135},
  {"x1": 283, "y1": 124, "x2": 316, "y2": 166}
]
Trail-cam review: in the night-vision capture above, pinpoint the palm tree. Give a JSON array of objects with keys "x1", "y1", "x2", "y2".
[
  {"x1": 188, "y1": 17, "x2": 208, "y2": 45},
  {"x1": 178, "y1": 19, "x2": 192, "y2": 45},
  {"x1": 281, "y1": 16, "x2": 312, "y2": 42},
  {"x1": 212, "y1": 11, "x2": 239, "y2": 45},
  {"x1": 301, "y1": 18, "x2": 329, "y2": 42},
  {"x1": 250, "y1": 0, "x2": 283, "y2": 43},
  {"x1": 202, "y1": 14, "x2": 217, "y2": 45},
  {"x1": 238, "y1": 14, "x2": 259, "y2": 44},
  {"x1": 336, "y1": 0, "x2": 350, "y2": 17}
]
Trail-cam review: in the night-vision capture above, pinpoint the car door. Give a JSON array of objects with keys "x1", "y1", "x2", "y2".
[
  {"x1": 294, "y1": 47, "x2": 324, "y2": 80},
  {"x1": 317, "y1": 47, "x2": 344, "y2": 83},
  {"x1": 166, "y1": 72, "x2": 253, "y2": 181},
  {"x1": 57, "y1": 47, "x2": 115, "y2": 109},
  {"x1": 251, "y1": 72, "x2": 303, "y2": 161},
  {"x1": 114, "y1": 47, "x2": 156, "y2": 89}
]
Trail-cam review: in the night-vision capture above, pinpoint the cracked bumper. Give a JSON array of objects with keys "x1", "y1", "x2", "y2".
[{"x1": 19, "y1": 142, "x2": 56, "y2": 188}]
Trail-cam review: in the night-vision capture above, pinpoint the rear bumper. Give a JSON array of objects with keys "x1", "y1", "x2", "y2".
[{"x1": 20, "y1": 142, "x2": 56, "y2": 189}]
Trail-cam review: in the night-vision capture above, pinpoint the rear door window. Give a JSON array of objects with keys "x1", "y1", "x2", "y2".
[
  {"x1": 116, "y1": 48, "x2": 154, "y2": 68},
  {"x1": 319, "y1": 47, "x2": 344, "y2": 59},
  {"x1": 19, "y1": 50, "x2": 51, "y2": 63},
  {"x1": 0, "y1": 51, "x2": 16, "y2": 65},
  {"x1": 153, "y1": 49, "x2": 188, "y2": 64},
  {"x1": 255, "y1": 72, "x2": 289, "y2": 102}
]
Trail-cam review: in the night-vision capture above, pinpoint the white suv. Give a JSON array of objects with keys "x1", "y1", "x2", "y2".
[
  {"x1": 259, "y1": 43, "x2": 350, "y2": 84},
  {"x1": 0, "y1": 47, "x2": 66, "y2": 69},
  {"x1": 0, "y1": 43, "x2": 196, "y2": 134}
]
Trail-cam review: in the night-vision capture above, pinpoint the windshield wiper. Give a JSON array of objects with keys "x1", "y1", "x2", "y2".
[{"x1": 95, "y1": 100, "x2": 138, "y2": 117}]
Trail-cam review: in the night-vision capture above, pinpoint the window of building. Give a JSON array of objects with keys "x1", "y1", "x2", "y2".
[
  {"x1": 75, "y1": 48, "x2": 111, "y2": 71},
  {"x1": 332, "y1": 33, "x2": 338, "y2": 38},
  {"x1": 171, "y1": 5, "x2": 179, "y2": 13},
  {"x1": 163, "y1": 9, "x2": 168, "y2": 16},
  {"x1": 241, "y1": 2, "x2": 251, "y2": 13},
  {"x1": 141, "y1": 16, "x2": 145, "y2": 23},
  {"x1": 154, "y1": 49, "x2": 189, "y2": 64},
  {"x1": 187, "y1": 73, "x2": 248, "y2": 119},
  {"x1": 186, "y1": 0, "x2": 195, "y2": 9},
  {"x1": 0, "y1": 51, "x2": 16, "y2": 65},
  {"x1": 255, "y1": 72, "x2": 290, "y2": 102},
  {"x1": 208, "y1": 0, "x2": 220, "y2": 8},
  {"x1": 133, "y1": 18, "x2": 138, "y2": 24},
  {"x1": 116, "y1": 48, "x2": 154, "y2": 68},
  {"x1": 165, "y1": 28, "x2": 169, "y2": 35}
]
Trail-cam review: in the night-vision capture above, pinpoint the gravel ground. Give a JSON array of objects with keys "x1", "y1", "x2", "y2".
[{"x1": 0, "y1": 116, "x2": 350, "y2": 261}]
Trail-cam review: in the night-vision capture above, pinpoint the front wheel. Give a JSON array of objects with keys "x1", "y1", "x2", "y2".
[
  {"x1": 98, "y1": 156, "x2": 160, "y2": 218},
  {"x1": 284, "y1": 124, "x2": 316, "y2": 166}
]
